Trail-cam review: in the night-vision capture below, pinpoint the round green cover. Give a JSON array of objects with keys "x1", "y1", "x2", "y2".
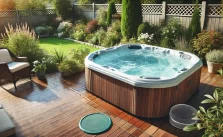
[{"x1": 79, "y1": 113, "x2": 112, "y2": 134}]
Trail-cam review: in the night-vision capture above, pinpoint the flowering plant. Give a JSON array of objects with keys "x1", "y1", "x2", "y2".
[
  {"x1": 32, "y1": 58, "x2": 47, "y2": 73},
  {"x1": 193, "y1": 30, "x2": 223, "y2": 60},
  {"x1": 161, "y1": 18, "x2": 183, "y2": 48},
  {"x1": 137, "y1": 33, "x2": 154, "y2": 44}
]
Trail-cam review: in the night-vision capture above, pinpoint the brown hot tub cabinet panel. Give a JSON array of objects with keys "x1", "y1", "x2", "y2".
[{"x1": 85, "y1": 67, "x2": 201, "y2": 118}]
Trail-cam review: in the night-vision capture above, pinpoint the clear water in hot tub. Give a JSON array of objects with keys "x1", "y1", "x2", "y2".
[{"x1": 93, "y1": 49, "x2": 190, "y2": 78}]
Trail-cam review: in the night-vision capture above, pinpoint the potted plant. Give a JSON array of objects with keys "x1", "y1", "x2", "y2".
[
  {"x1": 32, "y1": 58, "x2": 47, "y2": 79},
  {"x1": 206, "y1": 50, "x2": 223, "y2": 73}
]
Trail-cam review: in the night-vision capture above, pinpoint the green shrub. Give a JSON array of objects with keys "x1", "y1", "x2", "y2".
[
  {"x1": 1, "y1": 24, "x2": 45, "y2": 66},
  {"x1": 72, "y1": 24, "x2": 86, "y2": 41},
  {"x1": 137, "y1": 22, "x2": 152, "y2": 36},
  {"x1": 102, "y1": 31, "x2": 121, "y2": 47},
  {"x1": 206, "y1": 50, "x2": 223, "y2": 63},
  {"x1": 70, "y1": 47, "x2": 90, "y2": 64},
  {"x1": 121, "y1": 0, "x2": 142, "y2": 39},
  {"x1": 183, "y1": 88, "x2": 223, "y2": 137},
  {"x1": 96, "y1": 8, "x2": 107, "y2": 26},
  {"x1": 109, "y1": 20, "x2": 121, "y2": 32},
  {"x1": 15, "y1": 0, "x2": 45, "y2": 10},
  {"x1": 193, "y1": 30, "x2": 223, "y2": 60},
  {"x1": 106, "y1": 1, "x2": 117, "y2": 26},
  {"x1": 34, "y1": 26, "x2": 54, "y2": 36},
  {"x1": 86, "y1": 34, "x2": 98, "y2": 45},
  {"x1": 186, "y1": 4, "x2": 201, "y2": 43},
  {"x1": 160, "y1": 18, "x2": 183, "y2": 48},
  {"x1": 58, "y1": 59, "x2": 84, "y2": 77},
  {"x1": 95, "y1": 28, "x2": 107, "y2": 45},
  {"x1": 57, "y1": 21, "x2": 72, "y2": 37},
  {"x1": 53, "y1": 0, "x2": 73, "y2": 20}
]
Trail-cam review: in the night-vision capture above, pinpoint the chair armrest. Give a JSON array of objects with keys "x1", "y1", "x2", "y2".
[{"x1": 15, "y1": 57, "x2": 28, "y2": 62}]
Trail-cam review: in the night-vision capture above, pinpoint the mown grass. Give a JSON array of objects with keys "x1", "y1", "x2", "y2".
[{"x1": 39, "y1": 37, "x2": 99, "y2": 55}]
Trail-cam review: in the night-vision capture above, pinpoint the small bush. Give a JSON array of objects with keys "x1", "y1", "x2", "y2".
[
  {"x1": 86, "y1": 20, "x2": 98, "y2": 34},
  {"x1": 206, "y1": 50, "x2": 223, "y2": 63},
  {"x1": 70, "y1": 47, "x2": 90, "y2": 64},
  {"x1": 86, "y1": 34, "x2": 98, "y2": 45},
  {"x1": 57, "y1": 21, "x2": 72, "y2": 37},
  {"x1": 96, "y1": 8, "x2": 107, "y2": 26},
  {"x1": 109, "y1": 20, "x2": 121, "y2": 33},
  {"x1": 1, "y1": 24, "x2": 45, "y2": 66},
  {"x1": 137, "y1": 22, "x2": 152, "y2": 36},
  {"x1": 95, "y1": 28, "x2": 107, "y2": 45},
  {"x1": 160, "y1": 18, "x2": 183, "y2": 49},
  {"x1": 73, "y1": 30, "x2": 86, "y2": 41},
  {"x1": 34, "y1": 26, "x2": 54, "y2": 36},
  {"x1": 102, "y1": 31, "x2": 121, "y2": 47},
  {"x1": 58, "y1": 59, "x2": 84, "y2": 77},
  {"x1": 107, "y1": 1, "x2": 117, "y2": 26},
  {"x1": 193, "y1": 30, "x2": 223, "y2": 60}
]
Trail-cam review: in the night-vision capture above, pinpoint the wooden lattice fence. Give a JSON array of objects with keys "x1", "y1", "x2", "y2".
[
  {"x1": 74, "y1": 1, "x2": 223, "y2": 32},
  {"x1": 0, "y1": 9, "x2": 56, "y2": 34}
]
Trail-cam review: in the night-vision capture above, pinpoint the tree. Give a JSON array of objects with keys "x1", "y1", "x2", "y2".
[
  {"x1": 53, "y1": 0, "x2": 73, "y2": 20},
  {"x1": 121, "y1": 0, "x2": 142, "y2": 39},
  {"x1": 186, "y1": 1, "x2": 201, "y2": 43},
  {"x1": 106, "y1": 1, "x2": 117, "y2": 26},
  {"x1": 15, "y1": 0, "x2": 46, "y2": 10}
]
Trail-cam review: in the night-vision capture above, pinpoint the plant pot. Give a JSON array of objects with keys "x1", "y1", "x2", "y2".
[
  {"x1": 207, "y1": 61, "x2": 223, "y2": 73},
  {"x1": 36, "y1": 71, "x2": 46, "y2": 80}
]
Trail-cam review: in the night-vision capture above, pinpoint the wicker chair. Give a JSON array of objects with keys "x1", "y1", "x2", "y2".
[{"x1": 0, "y1": 48, "x2": 31, "y2": 89}]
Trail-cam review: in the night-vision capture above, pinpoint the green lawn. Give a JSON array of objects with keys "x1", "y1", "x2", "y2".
[{"x1": 39, "y1": 37, "x2": 99, "y2": 55}]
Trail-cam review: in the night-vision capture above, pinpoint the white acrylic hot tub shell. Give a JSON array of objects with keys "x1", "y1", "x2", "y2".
[{"x1": 85, "y1": 44, "x2": 203, "y2": 88}]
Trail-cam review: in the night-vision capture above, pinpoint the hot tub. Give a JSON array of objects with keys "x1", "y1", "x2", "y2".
[{"x1": 85, "y1": 44, "x2": 202, "y2": 118}]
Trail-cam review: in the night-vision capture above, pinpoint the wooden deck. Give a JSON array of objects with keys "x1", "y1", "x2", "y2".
[{"x1": 0, "y1": 67, "x2": 222, "y2": 137}]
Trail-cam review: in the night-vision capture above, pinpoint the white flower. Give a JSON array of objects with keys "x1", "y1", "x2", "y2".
[{"x1": 33, "y1": 60, "x2": 38, "y2": 64}]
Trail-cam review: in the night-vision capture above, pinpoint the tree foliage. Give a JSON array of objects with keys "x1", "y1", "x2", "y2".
[
  {"x1": 121, "y1": 0, "x2": 142, "y2": 39},
  {"x1": 15, "y1": 0, "x2": 46, "y2": 10},
  {"x1": 106, "y1": 1, "x2": 117, "y2": 26},
  {"x1": 53, "y1": 0, "x2": 73, "y2": 20}
]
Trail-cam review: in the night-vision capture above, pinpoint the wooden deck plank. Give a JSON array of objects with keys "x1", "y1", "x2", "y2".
[{"x1": 0, "y1": 67, "x2": 220, "y2": 137}]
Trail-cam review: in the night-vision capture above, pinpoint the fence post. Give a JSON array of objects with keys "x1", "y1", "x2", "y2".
[
  {"x1": 162, "y1": 1, "x2": 166, "y2": 21},
  {"x1": 93, "y1": 3, "x2": 95, "y2": 19},
  {"x1": 16, "y1": 10, "x2": 20, "y2": 24},
  {"x1": 201, "y1": 1, "x2": 206, "y2": 30}
]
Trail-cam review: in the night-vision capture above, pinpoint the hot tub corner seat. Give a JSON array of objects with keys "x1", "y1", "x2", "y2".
[{"x1": 0, "y1": 104, "x2": 16, "y2": 137}]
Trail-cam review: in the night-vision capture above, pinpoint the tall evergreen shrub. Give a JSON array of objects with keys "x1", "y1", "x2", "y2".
[
  {"x1": 121, "y1": 0, "x2": 142, "y2": 39},
  {"x1": 53, "y1": 0, "x2": 73, "y2": 20},
  {"x1": 186, "y1": 1, "x2": 201, "y2": 43},
  {"x1": 106, "y1": 1, "x2": 117, "y2": 26}
]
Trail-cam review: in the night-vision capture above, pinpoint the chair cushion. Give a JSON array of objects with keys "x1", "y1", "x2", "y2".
[
  {"x1": 7, "y1": 62, "x2": 30, "y2": 73},
  {"x1": 0, "y1": 109, "x2": 15, "y2": 137},
  {"x1": 0, "y1": 49, "x2": 13, "y2": 63}
]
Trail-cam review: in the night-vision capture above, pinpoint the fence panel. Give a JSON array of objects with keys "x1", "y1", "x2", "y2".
[
  {"x1": 73, "y1": 2, "x2": 223, "y2": 32},
  {"x1": 0, "y1": 10, "x2": 56, "y2": 34}
]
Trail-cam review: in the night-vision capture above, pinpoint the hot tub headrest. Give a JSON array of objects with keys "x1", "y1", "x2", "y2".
[{"x1": 128, "y1": 45, "x2": 142, "y2": 49}]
